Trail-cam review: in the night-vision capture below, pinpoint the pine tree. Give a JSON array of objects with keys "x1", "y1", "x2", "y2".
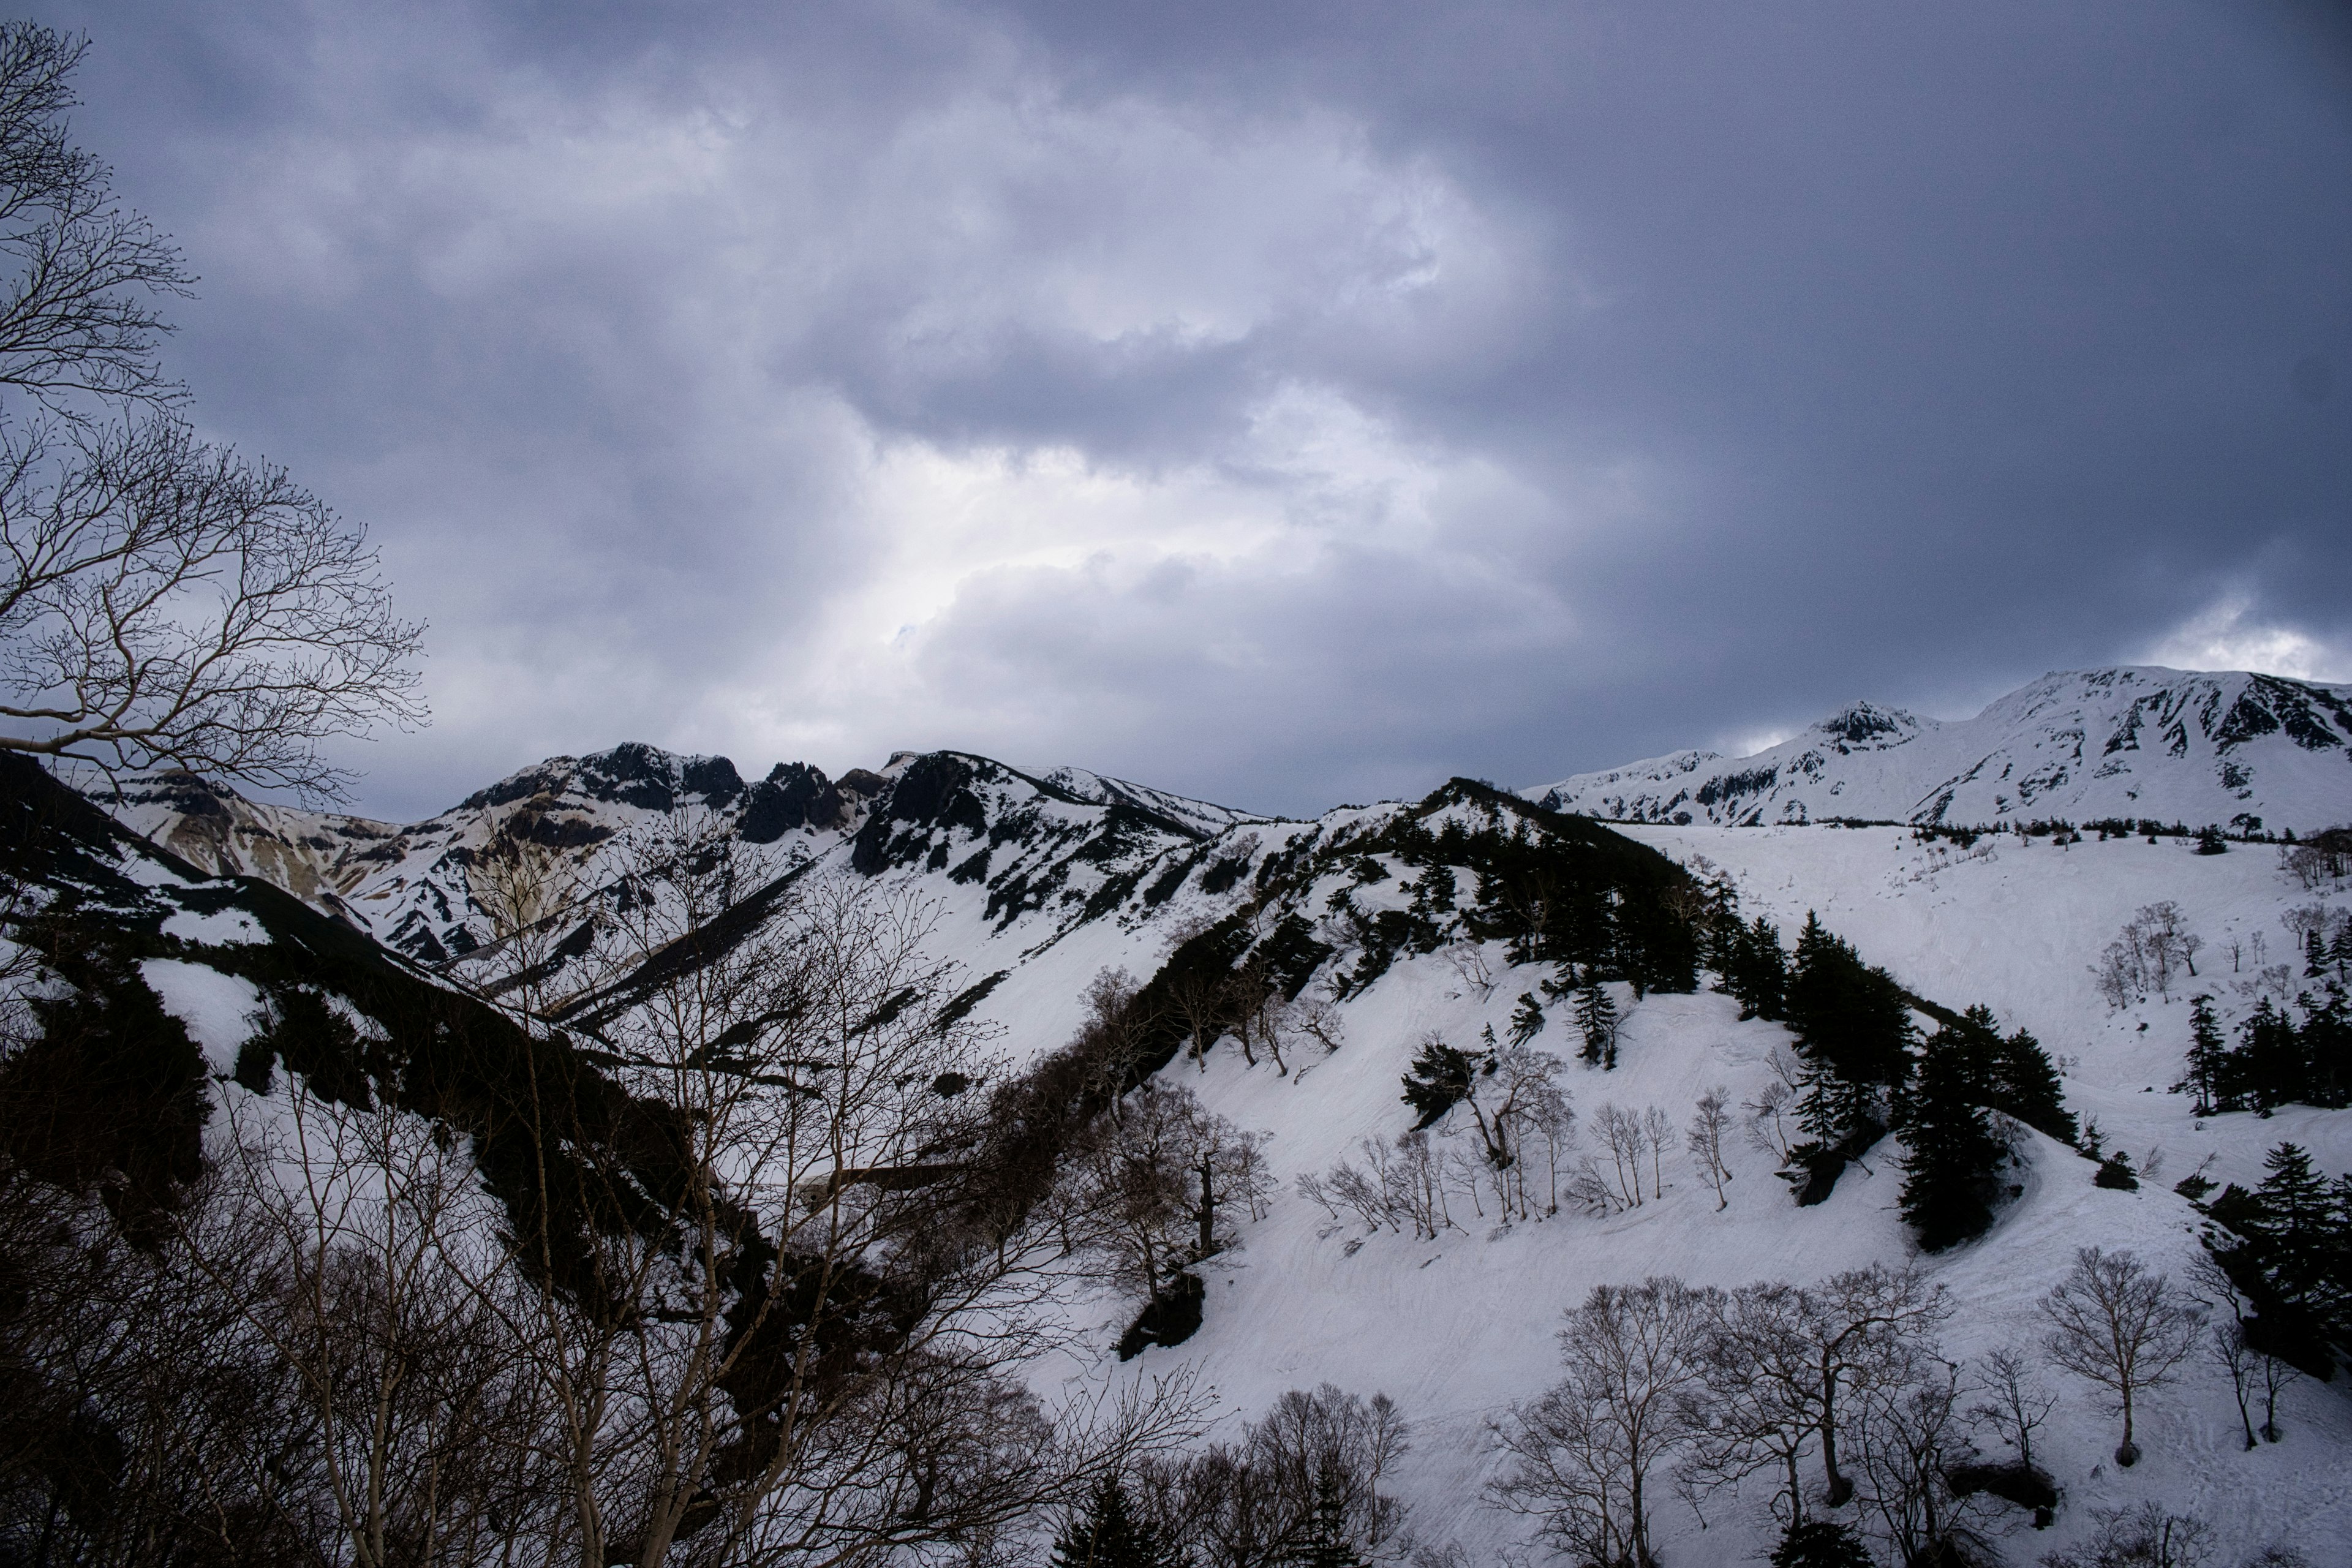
[
  {"x1": 1400, "y1": 1038, "x2": 1479, "y2": 1127},
  {"x1": 1053, "y1": 1477, "x2": 1185, "y2": 1568},
  {"x1": 2235, "y1": 999, "x2": 2304, "y2": 1111},
  {"x1": 2306, "y1": 928, "x2": 2329, "y2": 978},
  {"x1": 1896, "y1": 1023, "x2": 2005, "y2": 1250},
  {"x1": 1287, "y1": 1461, "x2": 1367, "y2": 1568},
  {"x1": 1573, "y1": 981, "x2": 1619, "y2": 1069},
  {"x1": 1990, "y1": 1023, "x2": 2078, "y2": 1144},
  {"x1": 2331, "y1": 924, "x2": 2352, "y2": 981},
  {"x1": 1508, "y1": 991, "x2": 1545, "y2": 1047},
  {"x1": 2250, "y1": 1143, "x2": 2334, "y2": 1310},
  {"x1": 2180, "y1": 996, "x2": 2228, "y2": 1114},
  {"x1": 1770, "y1": 1518, "x2": 1873, "y2": 1568},
  {"x1": 1729, "y1": 916, "x2": 1787, "y2": 1020}
]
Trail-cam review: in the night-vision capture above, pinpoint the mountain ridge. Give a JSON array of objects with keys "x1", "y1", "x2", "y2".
[{"x1": 1526, "y1": 666, "x2": 2352, "y2": 831}]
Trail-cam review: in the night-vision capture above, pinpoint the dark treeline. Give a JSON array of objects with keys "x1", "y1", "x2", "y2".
[
  {"x1": 1716, "y1": 903, "x2": 2073, "y2": 1245},
  {"x1": 2201, "y1": 1142, "x2": 2352, "y2": 1379},
  {"x1": 2180, "y1": 990, "x2": 2351, "y2": 1115}
]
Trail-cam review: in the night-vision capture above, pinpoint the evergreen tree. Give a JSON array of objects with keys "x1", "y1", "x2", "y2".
[
  {"x1": 2255, "y1": 1144, "x2": 2331, "y2": 1251},
  {"x1": 1287, "y1": 1461, "x2": 1367, "y2": 1568},
  {"x1": 1508, "y1": 992, "x2": 1545, "y2": 1047},
  {"x1": 1053, "y1": 1477, "x2": 1186, "y2": 1568},
  {"x1": 2331, "y1": 924, "x2": 2352, "y2": 981},
  {"x1": 2180, "y1": 996, "x2": 2228, "y2": 1114},
  {"x1": 2306, "y1": 929, "x2": 2329, "y2": 978},
  {"x1": 1784, "y1": 911, "x2": 1912, "y2": 1086},
  {"x1": 1573, "y1": 981, "x2": 1619, "y2": 1070},
  {"x1": 2233, "y1": 999, "x2": 2305, "y2": 1111},
  {"x1": 1896, "y1": 1022, "x2": 2006, "y2": 1250},
  {"x1": 1400, "y1": 1038, "x2": 1479, "y2": 1127},
  {"x1": 1770, "y1": 1518, "x2": 1873, "y2": 1568},
  {"x1": 2301, "y1": 985, "x2": 2351, "y2": 1107},
  {"x1": 1728, "y1": 916, "x2": 1787, "y2": 1020},
  {"x1": 1989, "y1": 1023, "x2": 2078, "y2": 1145}
]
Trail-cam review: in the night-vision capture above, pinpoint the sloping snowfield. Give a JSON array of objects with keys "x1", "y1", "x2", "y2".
[{"x1": 1040, "y1": 825, "x2": 2352, "y2": 1568}]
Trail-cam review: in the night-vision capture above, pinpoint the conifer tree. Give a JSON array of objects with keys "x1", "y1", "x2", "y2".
[
  {"x1": 2305, "y1": 929, "x2": 2329, "y2": 978},
  {"x1": 1896, "y1": 1022, "x2": 2006, "y2": 1250},
  {"x1": 1509, "y1": 992, "x2": 1546, "y2": 1047},
  {"x1": 1400, "y1": 1037, "x2": 1479, "y2": 1127},
  {"x1": 1989, "y1": 1022, "x2": 2078, "y2": 1145},
  {"x1": 1053, "y1": 1477, "x2": 1185, "y2": 1568},
  {"x1": 1289, "y1": 1461, "x2": 1368, "y2": 1568},
  {"x1": 2181, "y1": 996, "x2": 2227, "y2": 1114},
  {"x1": 1573, "y1": 981, "x2": 1619, "y2": 1070},
  {"x1": 1770, "y1": 1518, "x2": 1873, "y2": 1568}
]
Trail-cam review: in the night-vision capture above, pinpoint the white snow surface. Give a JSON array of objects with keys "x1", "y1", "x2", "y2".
[
  {"x1": 1526, "y1": 666, "x2": 2352, "y2": 832},
  {"x1": 140, "y1": 957, "x2": 263, "y2": 1074},
  {"x1": 976, "y1": 824, "x2": 2352, "y2": 1568}
]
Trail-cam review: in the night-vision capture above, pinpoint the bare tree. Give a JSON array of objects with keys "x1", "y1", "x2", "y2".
[
  {"x1": 2206, "y1": 1319, "x2": 2259, "y2": 1452},
  {"x1": 0, "y1": 24, "x2": 194, "y2": 413},
  {"x1": 1591, "y1": 1102, "x2": 1646, "y2": 1210},
  {"x1": 0, "y1": 29, "x2": 423, "y2": 800},
  {"x1": 2040, "y1": 1502, "x2": 2215, "y2": 1568},
  {"x1": 1640, "y1": 1105, "x2": 1673, "y2": 1203},
  {"x1": 1966, "y1": 1346, "x2": 2056, "y2": 1476},
  {"x1": 1681, "y1": 1266, "x2": 1949, "y2": 1525},
  {"x1": 1686, "y1": 1088, "x2": 1733, "y2": 1210},
  {"x1": 1138, "y1": 1385, "x2": 1411, "y2": 1568},
  {"x1": 2041, "y1": 1246, "x2": 2203, "y2": 1466},
  {"x1": 1071, "y1": 1079, "x2": 1270, "y2": 1302},
  {"x1": 480, "y1": 818, "x2": 1207, "y2": 1566},
  {"x1": 462, "y1": 803, "x2": 587, "y2": 1014},
  {"x1": 1850, "y1": 1359, "x2": 1996, "y2": 1568},
  {"x1": 1489, "y1": 1277, "x2": 1717, "y2": 1568}
]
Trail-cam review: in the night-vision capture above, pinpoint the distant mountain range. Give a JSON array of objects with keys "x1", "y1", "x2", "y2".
[{"x1": 1525, "y1": 666, "x2": 2352, "y2": 831}]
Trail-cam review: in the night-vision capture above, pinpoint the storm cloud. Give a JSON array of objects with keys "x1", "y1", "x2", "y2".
[{"x1": 28, "y1": 0, "x2": 2352, "y2": 818}]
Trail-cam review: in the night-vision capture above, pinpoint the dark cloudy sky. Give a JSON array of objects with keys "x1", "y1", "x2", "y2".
[{"x1": 28, "y1": 0, "x2": 2352, "y2": 820}]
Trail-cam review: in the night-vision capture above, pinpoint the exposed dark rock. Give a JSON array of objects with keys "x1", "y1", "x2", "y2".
[{"x1": 740, "y1": 763, "x2": 844, "y2": 842}]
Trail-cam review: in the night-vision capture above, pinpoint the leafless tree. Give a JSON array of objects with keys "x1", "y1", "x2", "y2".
[
  {"x1": 0, "y1": 28, "x2": 423, "y2": 801},
  {"x1": 1138, "y1": 1385, "x2": 1411, "y2": 1568},
  {"x1": 1640, "y1": 1106, "x2": 1673, "y2": 1203},
  {"x1": 1850, "y1": 1358, "x2": 1997, "y2": 1568},
  {"x1": 0, "y1": 24, "x2": 194, "y2": 415},
  {"x1": 2040, "y1": 1502, "x2": 2215, "y2": 1568},
  {"x1": 1444, "y1": 938, "x2": 1498, "y2": 1001},
  {"x1": 462, "y1": 802, "x2": 589, "y2": 1014},
  {"x1": 2254, "y1": 1344, "x2": 2299, "y2": 1445},
  {"x1": 1525, "y1": 1077, "x2": 1577, "y2": 1217},
  {"x1": 477, "y1": 817, "x2": 1208, "y2": 1566},
  {"x1": 1293, "y1": 984, "x2": 1347, "y2": 1055},
  {"x1": 1686, "y1": 1088, "x2": 1733, "y2": 1210},
  {"x1": 1489, "y1": 1277, "x2": 1718, "y2": 1568},
  {"x1": 1071, "y1": 1079, "x2": 1272, "y2": 1302},
  {"x1": 1591, "y1": 1102, "x2": 1646, "y2": 1211},
  {"x1": 2041, "y1": 1246, "x2": 2203, "y2": 1467},
  {"x1": 1966, "y1": 1346, "x2": 2056, "y2": 1476}
]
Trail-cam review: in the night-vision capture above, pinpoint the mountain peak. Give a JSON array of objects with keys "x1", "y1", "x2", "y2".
[{"x1": 1528, "y1": 665, "x2": 2352, "y2": 829}]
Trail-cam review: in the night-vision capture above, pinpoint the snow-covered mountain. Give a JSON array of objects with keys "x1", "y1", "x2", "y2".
[
  {"x1": 1526, "y1": 667, "x2": 2352, "y2": 831},
  {"x1": 43, "y1": 671, "x2": 2352, "y2": 1566}
]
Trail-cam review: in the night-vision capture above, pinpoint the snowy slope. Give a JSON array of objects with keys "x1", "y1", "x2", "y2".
[
  {"x1": 994, "y1": 821, "x2": 2352, "y2": 1568},
  {"x1": 57, "y1": 694, "x2": 2352, "y2": 1566},
  {"x1": 1526, "y1": 667, "x2": 2352, "y2": 832}
]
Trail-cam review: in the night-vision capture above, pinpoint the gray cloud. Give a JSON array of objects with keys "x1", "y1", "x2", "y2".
[{"x1": 24, "y1": 0, "x2": 2352, "y2": 818}]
